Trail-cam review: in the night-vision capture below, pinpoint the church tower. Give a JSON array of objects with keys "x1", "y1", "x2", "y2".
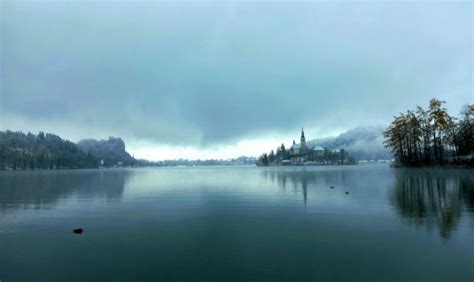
[{"x1": 300, "y1": 127, "x2": 307, "y2": 155}]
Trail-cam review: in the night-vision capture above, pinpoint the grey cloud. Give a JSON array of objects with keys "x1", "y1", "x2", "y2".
[{"x1": 1, "y1": 1, "x2": 472, "y2": 146}]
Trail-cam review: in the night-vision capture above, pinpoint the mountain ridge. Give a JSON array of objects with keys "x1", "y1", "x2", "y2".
[{"x1": 308, "y1": 126, "x2": 392, "y2": 161}]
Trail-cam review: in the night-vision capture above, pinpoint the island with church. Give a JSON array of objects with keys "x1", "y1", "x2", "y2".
[{"x1": 257, "y1": 128, "x2": 357, "y2": 166}]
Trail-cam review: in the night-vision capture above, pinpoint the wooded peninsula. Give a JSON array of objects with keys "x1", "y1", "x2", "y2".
[{"x1": 384, "y1": 99, "x2": 473, "y2": 167}]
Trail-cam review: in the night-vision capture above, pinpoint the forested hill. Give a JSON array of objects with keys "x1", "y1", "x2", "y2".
[
  {"x1": 0, "y1": 131, "x2": 136, "y2": 170},
  {"x1": 77, "y1": 137, "x2": 135, "y2": 167},
  {"x1": 308, "y1": 126, "x2": 392, "y2": 161}
]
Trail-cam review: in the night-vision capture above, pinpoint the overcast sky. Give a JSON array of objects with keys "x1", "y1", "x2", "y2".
[{"x1": 1, "y1": 1, "x2": 472, "y2": 160}]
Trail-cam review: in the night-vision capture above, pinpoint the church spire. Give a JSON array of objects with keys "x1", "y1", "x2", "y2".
[{"x1": 299, "y1": 126, "x2": 307, "y2": 155}]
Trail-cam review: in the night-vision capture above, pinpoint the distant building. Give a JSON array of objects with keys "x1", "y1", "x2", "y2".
[
  {"x1": 289, "y1": 128, "x2": 325, "y2": 163},
  {"x1": 257, "y1": 127, "x2": 355, "y2": 166}
]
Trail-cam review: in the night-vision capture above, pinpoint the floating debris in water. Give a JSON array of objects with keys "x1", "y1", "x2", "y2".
[
  {"x1": 345, "y1": 192, "x2": 349, "y2": 195},
  {"x1": 73, "y1": 228, "x2": 83, "y2": 234},
  {"x1": 330, "y1": 186, "x2": 335, "y2": 189}
]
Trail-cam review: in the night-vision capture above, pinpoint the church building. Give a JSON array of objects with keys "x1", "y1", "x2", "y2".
[{"x1": 290, "y1": 128, "x2": 325, "y2": 163}]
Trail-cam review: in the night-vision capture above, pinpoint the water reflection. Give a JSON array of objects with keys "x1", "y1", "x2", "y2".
[
  {"x1": 392, "y1": 169, "x2": 474, "y2": 239},
  {"x1": 261, "y1": 169, "x2": 313, "y2": 204},
  {"x1": 260, "y1": 166, "x2": 394, "y2": 206},
  {"x1": 0, "y1": 169, "x2": 130, "y2": 212},
  {"x1": 260, "y1": 166, "x2": 474, "y2": 239}
]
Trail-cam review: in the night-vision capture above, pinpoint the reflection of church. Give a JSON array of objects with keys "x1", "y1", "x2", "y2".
[{"x1": 290, "y1": 128, "x2": 325, "y2": 163}]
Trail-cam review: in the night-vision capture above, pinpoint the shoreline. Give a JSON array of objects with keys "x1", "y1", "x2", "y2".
[
  {"x1": 390, "y1": 164, "x2": 474, "y2": 169},
  {"x1": 257, "y1": 163, "x2": 358, "y2": 167}
]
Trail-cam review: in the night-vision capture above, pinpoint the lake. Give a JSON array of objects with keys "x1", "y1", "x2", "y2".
[{"x1": 1, "y1": 164, "x2": 473, "y2": 281}]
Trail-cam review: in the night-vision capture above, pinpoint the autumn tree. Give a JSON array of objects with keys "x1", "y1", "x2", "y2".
[{"x1": 384, "y1": 99, "x2": 472, "y2": 166}]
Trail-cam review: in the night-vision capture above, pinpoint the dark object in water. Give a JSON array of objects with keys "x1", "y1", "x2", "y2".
[
  {"x1": 73, "y1": 228, "x2": 83, "y2": 234},
  {"x1": 345, "y1": 192, "x2": 349, "y2": 195},
  {"x1": 330, "y1": 186, "x2": 335, "y2": 189}
]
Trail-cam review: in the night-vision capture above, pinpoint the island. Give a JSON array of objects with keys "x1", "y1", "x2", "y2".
[{"x1": 257, "y1": 128, "x2": 357, "y2": 166}]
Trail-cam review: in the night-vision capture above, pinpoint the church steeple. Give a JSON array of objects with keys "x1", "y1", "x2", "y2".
[{"x1": 299, "y1": 127, "x2": 307, "y2": 155}]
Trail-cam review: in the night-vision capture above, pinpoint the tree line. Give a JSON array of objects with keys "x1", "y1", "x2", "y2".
[
  {"x1": 0, "y1": 131, "x2": 98, "y2": 170},
  {"x1": 384, "y1": 99, "x2": 473, "y2": 167},
  {"x1": 0, "y1": 131, "x2": 140, "y2": 170},
  {"x1": 0, "y1": 130, "x2": 259, "y2": 170}
]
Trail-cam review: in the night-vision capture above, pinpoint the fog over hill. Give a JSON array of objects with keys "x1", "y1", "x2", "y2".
[
  {"x1": 77, "y1": 137, "x2": 136, "y2": 167},
  {"x1": 308, "y1": 126, "x2": 392, "y2": 161}
]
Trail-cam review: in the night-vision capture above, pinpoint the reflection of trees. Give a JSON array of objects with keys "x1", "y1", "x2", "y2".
[
  {"x1": 0, "y1": 169, "x2": 130, "y2": 212},
  {"x1": 260, "y1": 168, "x2": 378, "y2": 205},
  {"x1": 461, "y1": 176, "x2": 474, "y2": 211},
  {"x1": 392, "y1": 170, "x2": 474, "y2": 239},
  {"x1": 260, "y1": 167, "x2": 474, "y2": 239}
]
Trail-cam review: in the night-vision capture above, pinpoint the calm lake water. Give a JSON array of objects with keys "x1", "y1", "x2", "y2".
[{"x1": 1, "y1": 164, "x2": 473, "y2": 281}]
